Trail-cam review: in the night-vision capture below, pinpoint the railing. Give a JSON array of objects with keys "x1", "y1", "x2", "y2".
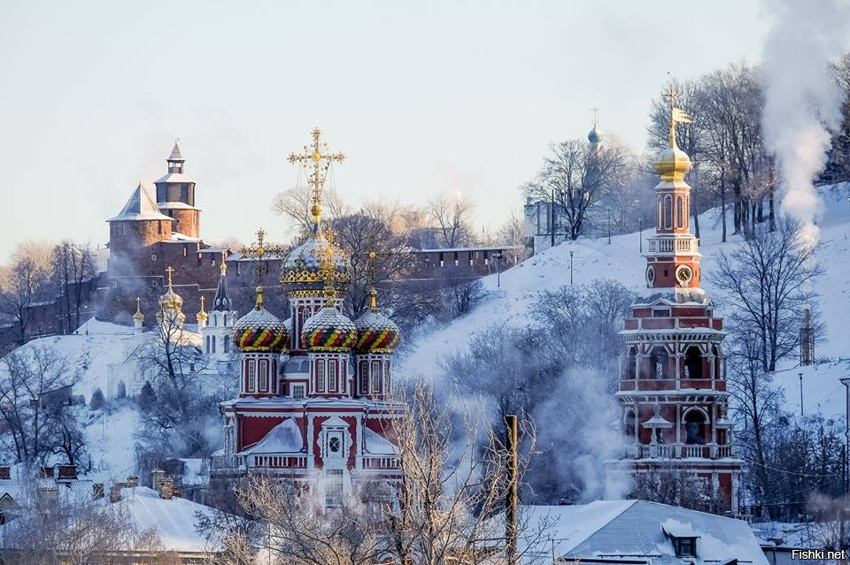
[
  {"x1": 251, "y1": 455, "x2": 308, "y2": 469},
  {"x1": 619, "y1": 378, "x2": 723, "y2": 392},
  {"x1": 362, "y1": 456, "x2": 400, "y2": 470},
  {"x1": 210, "y1": 454, "x2": 245, "y2": 470},
  {"x1": 619, "y1": 443, "x2": 734, "y2": 460},
  {"x1": 647, "y1": 238, "x2": 697, "y2": 254}
]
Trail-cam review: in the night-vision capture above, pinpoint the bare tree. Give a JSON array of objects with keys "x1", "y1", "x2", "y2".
[
  {"x1": 0, "y1": 344, "x2": 80, "y2": 464},
  {"x1": 523, "y1": 138, "x2": 631, "y2": 240},
  {"x1": 272, "y1": 184, "x2": 350, "y2": 239},
  {"x1": 0, "y1": 241, "x2": 55, "y2": 344},
  {"x1": 51, "y1": 240, "x2": 96, "y2": 334},
  {"x1": 428, "y1": 193, "x2": 475, "y2": 248},
  {"x1": 712, "y1": 219, "x2": 823, "y2": 373}
]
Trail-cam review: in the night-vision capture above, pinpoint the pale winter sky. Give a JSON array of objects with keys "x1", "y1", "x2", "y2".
[{"x1": 0, "y1": 1, "x2": 770, "y2": 262}]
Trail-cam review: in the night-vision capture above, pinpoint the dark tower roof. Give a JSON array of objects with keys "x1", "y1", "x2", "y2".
[
  {"x1": 212, "y1": 263, "x2": 232, "y2": 312},
  {"x1": 168, "y1": 141, "x2": 185, "y2": 162},
  {"x1": 108, "y1": 183, "x2": 172, "y2": 222}
]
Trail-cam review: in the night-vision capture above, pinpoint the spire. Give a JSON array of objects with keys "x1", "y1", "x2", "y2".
[
  {"x1": 654, "y1": 85, "x2": 692, "y2": 183},
  {"x1": 212, "y1": 251, "x2": 233, "y2": 312},
  {"x1": 287, "y1": 128, "x2": 346, "y2": 231},
  {"x1": 368, "y1": 250, "x2": 378, "y2": 313},
  {"x1": 254, "y1": 286, "x2": 264, "y2": 310},
  {"x1": 167, "y1": 140, "x2": 185, "y2": 174}
]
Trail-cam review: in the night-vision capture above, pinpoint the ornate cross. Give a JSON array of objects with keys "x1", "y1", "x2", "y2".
[
  {"x1": 287, "y1": 128, "x2": 346, "y2": 227},
  {"x1": 241, "y1": 228, "x2": 284, "y2": 289},
  {"x1": 664, "y1": 83, "x2": 679, "y2": 116},
  {"x1": 165, "y1": 266, "x2": 175, "y2": 287},
  {"x1": 589, "y1": 106, "x2": 601, "y2": 124}
]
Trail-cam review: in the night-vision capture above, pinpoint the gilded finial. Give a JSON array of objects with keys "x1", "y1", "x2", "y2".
[
  {"x1": 287, "y1": 128, "x2": 346, "y2": 229},
  {"x1": 165, "y1": 266, "x2": 175, "y2": 289},
  {"x1": 255, "y1": 286, "x2": 264, "y2": 310},
  {"x1": 655, "y1": 82, "x2": 693, "y2": 182},
  {"x1": 220, "y1": 251, "x2": 227, "y2": 275},
  {"x1": 368, "y1": 249, "x2": 378, "y2": 313},
  {"x1": 133, "y1": 296, "x2": 144, "y2": 322},
  {"x1": 196, "y1": 295, "x2": 208, "y2": 323}
]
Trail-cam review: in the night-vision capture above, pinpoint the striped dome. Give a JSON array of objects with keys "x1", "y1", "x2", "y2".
[
  {"x1": 354, "y1": 310, "x2": 401, "y2": 354},
  {"x1": 232, "y1": 305, "x2": 288, "y2": 353},
  {"x1": 301, "y1": 307, "x2": 358, "y2": 352}
]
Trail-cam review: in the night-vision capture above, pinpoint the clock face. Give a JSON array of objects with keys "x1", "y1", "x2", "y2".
[
  {"x1": 645, "y1": 265, "x2": 655, "y2": 287},
  {"x1": 676, "y1": 265, "x2": 693, "y2": 286}
]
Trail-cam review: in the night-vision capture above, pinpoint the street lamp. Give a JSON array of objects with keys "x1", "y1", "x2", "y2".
[
  {"x1": 569, "y1": 251, "x2": 574, "y2": 285},
  {"x1": 842, "y1": 377, "x2": 850, "y2": 494},
  {"x1": 607, "y1": 207, "x2": 611, "y2": 245},
  {"x1": 494, "y1": 251, "x2": 503, "y2": 289},
  {"x1": 639, "y1": 217, "x2": 643, "y2": 253}
]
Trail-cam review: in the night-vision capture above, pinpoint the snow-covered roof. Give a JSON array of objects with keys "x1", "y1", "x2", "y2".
[
  {"x1": 517, "y1": 500, "x2": 767, "y2": 565},
  {"x1": 111, "y1": 486, "x2": 217, "y2": 553},
  {"x1": 243, "y1": 419, "x2": 303, "y2": 454},
  {"x1": 108, "y1": 184, "x2": 172, "y2": 222},
  {"x1": 153, "y1": 172, "x2": 195, "y2": 184},
  {"x1": 168, "y1": 232, "x2": 201, "y2": 242},
  {"x1": 364, "y1": 427, "x2": 396, "y2": 455},
  {"x1": 157, "y1": 201, "x2": 199, "y2": 211}
]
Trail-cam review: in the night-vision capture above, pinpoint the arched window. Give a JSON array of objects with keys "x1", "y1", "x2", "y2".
[
  {"x1": 684, "y1": 346, "x2": 702, "y2": 380},
  {"x1": 259, "y1": 359, "x2": 268, "y2": 392},
  {"x1": 684, "y1": 409, "x2": 708, "y2": 445},
  {"x1": 663, "y1": 195, "x2": 673, "y2": 230},
  {"x1": 657, "y1": 196, "x2": 663, "y2": 227},
  {"x1": 371, "y1": 361, "x2": 382, "y2": 394},
  {"x1": 624, "y1": 410, "x2": 637, "y2": 443},
  {"x1": 211, "y1": 337, "x2": 216, "y2": 354},
  {"x1": 247, "y1": 360, "x2": 256, "y2": 392},
  {"x1": 676, "y1": 195, "x2": 684, "y2": 228},
  {"x1": 328, "y1": 359, "x2": 338, "y2": 393},
  {"x1": 316, "y1": 360, "x2": 325, "y2": 393},
  {"x1": 649, "y1": 348, "x2": 668, "y2": 379},
  {"x1": 359, "y1": 360, "x2": 369, "y2": 395},
  {"x1": 224, "y1": 338, "x2": 229, "y2": 353}
]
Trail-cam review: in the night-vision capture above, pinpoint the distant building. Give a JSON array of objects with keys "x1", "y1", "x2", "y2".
[{"x1": 409, "y1": 245, "x2": 521, "y2": 280}]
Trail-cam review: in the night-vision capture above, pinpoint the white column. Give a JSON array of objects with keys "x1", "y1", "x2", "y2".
[{"x1": 306, "y1": 415, "x2": 315, "y2": 470}]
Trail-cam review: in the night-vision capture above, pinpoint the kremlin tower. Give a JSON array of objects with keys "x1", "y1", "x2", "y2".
[
  {"x1": 154, "y1": 142, "x2": 200, "y2": 238},
  {"x1": 211, "y1": 129, "x2": 402, "y2": 508},
  {"x1": 616, "y1": 95, "x2": 741, "y2": 513}
]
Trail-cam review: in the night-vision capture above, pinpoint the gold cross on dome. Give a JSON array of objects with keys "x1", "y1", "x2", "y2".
[
  {"x1": 664, "y1": 83, "x2": 679, "y2": 115},
  {"x1": 590, "y1": 106, "x2": 601, "y2": 124},
  {"x1": 241, "y1": 227, "x2": 284, "y2": 289},
  {"x1": 287, "y1": 128, "x2": 346, "y2": 227},
  {"x1": 165, "y1": 266, "x2": 175, "y2": 287}
]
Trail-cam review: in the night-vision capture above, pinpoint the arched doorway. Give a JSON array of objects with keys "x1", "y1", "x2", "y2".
[
  {"x1": 684, "y1": 409, "x2": 708, "y2": 445},
  {"x1": 684, "y1": 346, "x2": 703, "y2": 380}
]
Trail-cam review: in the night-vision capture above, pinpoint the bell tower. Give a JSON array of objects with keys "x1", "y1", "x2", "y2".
[
  {"x1": 616, "y1": 91, "x2": 741, "y2": 514},
  {"x1": 154, "y1": 141, "x2": 201, "y2": 238}
]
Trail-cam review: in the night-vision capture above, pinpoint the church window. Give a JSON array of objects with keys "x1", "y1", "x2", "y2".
[
  {"x1": 626, "y1": 349, "x2": 637, "y2": 379},
  {"x1": 247, "y1": 360, "x2": 256, "y2": 392},
  {"x1": 684, "y1": 409, "x2": 707, "y2": 445},
  {"x1": 685, "y1": 346, "x2": 702, "y2": 380},
  {"x1": 676, "y1": 195, "x2": 684, "y2": 228},
  {"x1": 652, "y1": 308, "x2": 670, "y2": 317},
  {"x1": 663, "y1": 195, "x2": 673, "y2": 230},
  {"x1": 325, "y1": 469, "x2": 343, "y2": 507},
  {"x1": 224, "y1": 339, "x2": 229, "y2": 353},
  {"x1": 657, "y1": 196, "x2": 663, "y2": 227},
  {"x1": 624, "y1": 409, "x2": 637, "y2": 442},
  {"x1": 316, "y1": 360, "x2": 326, "y2": 393},
  {"x1": 259, "y1": 359, "x2": 268, "y2": 392},
  {"x1": 371, "y1": 361, "x2": 382, "y2": 394},
  {"x1": 649, "y1": 348, "x2": 668, "y2": 379},
  {"x1": 292, "y1": 384, "x2": 306, "y2": 399},
  {"x1": 211, "y1": 337, "x2": 216, "y2": 354},
  {"x1": 359, "y1": 361, "x2": 369, "y2": 395},
  {"x1": 328, "y1": 359, "x2": 338, "y2": 392}
]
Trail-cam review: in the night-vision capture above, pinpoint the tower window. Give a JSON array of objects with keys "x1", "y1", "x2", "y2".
[
  {"x1": 684, "y1": 410, "x2": 708, "y2": 445},
  {"x1": 649, "y1": 348, "x2": 668, "y2": 379},
  {"x1": 663, "y1": 195, "x2": 673, "y2": 230},
  {"x1": 371, "y1": 360, "x2": 382, "y2": 394},
  {"x1": 325, "y1": 469, "x2": 343, "y2": 507},
  {"x1": 247, "y1": 360, "x2": 256, "y2": 392},
  {"x1": 676, "y1": 195, "x2": 684, "y2": 228},
  {"x1": 316, "y1": 360, "x2": 326, "y2": 393},
  {"x1": 259, "y1": 359, "x2": 268, "y2": 392},
  {"x1": 328, "y1": 359, "x2": 338, "y2": 392},
  {"x1": 359, "y1": 360, "x2": 369, "y2": 395}
]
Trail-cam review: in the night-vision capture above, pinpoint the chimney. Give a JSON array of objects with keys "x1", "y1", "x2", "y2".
[
  {"x1": 93, "y1": 483, "x2": 105, "y2": 500},
  {"x1": 39, "y1": 466, "x2": 54, "y2": 479},
  {"x1": 0, "y1": 467, "x2": 10, "y2": 480},
  {"x1": 109, "y1": 484, "x2": 122, "y2": 503},
  {"x1": 159, "y1": 478, "x2": 174, "y2": 500},
  {"x1": 151, "y1": 469, "x2": 166, "y2": 490},
  {"x1": 126, "y1": 475, "x2": 139, "y2": 488},
  {"x1": 57, "y1": 465, "x2": 77, "y2": 481}
]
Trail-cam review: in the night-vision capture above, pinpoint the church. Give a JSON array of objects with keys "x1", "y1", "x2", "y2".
[
  {"x1": 614, "y1": 98, "x2": 742, "y2": 513},
  {"x1": 208, "y1": 129, "x2": 403, "y2": 508}
]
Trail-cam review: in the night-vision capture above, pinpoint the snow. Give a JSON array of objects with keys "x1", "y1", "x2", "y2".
[
  {"x1": 364, "y1": 427, "x2": 396, "y2": 455},
  {"x1": 398, "y1": 184, "x2": 850, "y2": 422},
  {"x1": 244, "y1": 418, "x2": 302, "y2": 453},
  {"x1": 769, "y1": 360, "x2": 850, "y2": 424},
  {"x1": 112, "y1": 486, "x2": 217, "y2": 552},
  {"x1": 517, "y1": 500, "x2": 768, "y2": 564},
  {"x1": 85, "y1": 406, "x2": 140, "y2": 481}
]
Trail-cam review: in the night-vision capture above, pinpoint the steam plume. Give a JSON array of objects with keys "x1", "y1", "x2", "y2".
[{"x1": 761, "y1": 0, "x2": 850, "y2": 244}]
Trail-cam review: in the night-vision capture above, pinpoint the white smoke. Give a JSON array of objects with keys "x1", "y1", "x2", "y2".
[{"x1": 761, "y1": 0, "x2": 850, "y2": 245}]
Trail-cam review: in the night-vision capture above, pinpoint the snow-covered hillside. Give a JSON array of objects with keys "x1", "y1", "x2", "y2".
[{"x1": 399, "y1": 184, "x2": 850, "y2": 422}]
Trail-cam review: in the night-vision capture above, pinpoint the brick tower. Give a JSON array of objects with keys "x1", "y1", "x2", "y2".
[
  {"x1": 154, "y1": 142, "x2": 200, "y2": 238},
  {"x1": 616, "y1": 96, "x2": 741, "y2": 514}
]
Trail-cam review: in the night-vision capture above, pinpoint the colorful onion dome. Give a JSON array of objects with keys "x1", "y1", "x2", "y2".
[
  {"x1": 301, "y1": 307, "x2": 358, "y2": 352},
  {"x1": 232, "y1": 288, "x2": 288, "y2": 353},
  {"x1": 281, "y1": 232, "x2": 351, "y2": 293},
  {"x1": 354, "y1": 289, "x2": 401, "y2": 353}
]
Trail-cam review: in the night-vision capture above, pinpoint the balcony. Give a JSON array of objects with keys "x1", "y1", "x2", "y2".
[
  {"x1": 647, "y1": 237, "x2": 697, "y2": 254},
  {"x1": 619, "y1": 378, "x2": 725, "y2": 392},
  {"x1": 362, "y1": 455, "x2": 400, "y2": 470},
  {"x1": 616, "y1": 443, "x2": 734, "y2": 460},
  {"x1": 250, "y1": 454, "x2": 308, "y2": 469}
]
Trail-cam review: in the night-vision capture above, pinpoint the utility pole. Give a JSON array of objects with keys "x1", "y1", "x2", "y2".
[
  {"x1": 505, "y1": 414, "x2": 518, "y2": 565},
  {"x1": 495, "y1": 251, "x2": 502, "y2": 288},
  {"x1": 569, "y1": 251, "x2": 574, "y2": 285},
  {"x1": 607, "y1": 207, "x2": 611, "y2": 244},
  {"x1": 842, "y1": 377, "x2": 850, "y2": 494},
  {"x1": 550, "y1": 189, "x2": 556, "y2": 249},
  {"x1": 639, "y1": 217, "x2": 643, "y2": 253},
  {"x1": 799, "y1": 372, "x2": 804, "y2": 417}
]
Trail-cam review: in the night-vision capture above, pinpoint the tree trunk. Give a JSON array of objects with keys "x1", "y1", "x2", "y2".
[
  {"x1": 721, "y1": 179, "x2": 727, "y2": 243},
  {"x1": 769, "y1": 189, "x2": 776, "y2": 232}
]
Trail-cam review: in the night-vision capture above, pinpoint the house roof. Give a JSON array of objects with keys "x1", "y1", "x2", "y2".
[
  {"x1": 516, "y1": 500, "x2": 767, "y2": 565},
  {"x1": 243, "y1": 419, "x2": 303, "y2": 455},
  {"x1": 108, "y1": 184, "x2": 173, "y2": 222}
]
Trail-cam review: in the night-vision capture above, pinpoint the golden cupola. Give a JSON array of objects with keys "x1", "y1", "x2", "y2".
[{"x1": 156, "y1": 266, "x2": 186, "y2": 325}]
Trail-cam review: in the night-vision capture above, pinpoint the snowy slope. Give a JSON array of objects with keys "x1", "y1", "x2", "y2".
[{"x1": 399, "y1": 184, "x2": 850, "y2": 418}]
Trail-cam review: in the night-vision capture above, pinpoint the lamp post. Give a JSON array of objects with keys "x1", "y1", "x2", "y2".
[
  {"x1": 607, "y1": 207, "x2": 611, "y2": 245},
  {"x1": 799, "y1": 372, "x2": 804, "y2": 417},
  {"x1": 570, "y1": 251, "x2": 574, "y2": 285},
  {"x1": 639, "y1": 217, "x2": 643, "y2": 253},
  {"x1": 550, "y1": 189, "x2": 556, "y2": 249},
  {"x1": 494, "y1": 251, "x2": 503, "y2": 288}
]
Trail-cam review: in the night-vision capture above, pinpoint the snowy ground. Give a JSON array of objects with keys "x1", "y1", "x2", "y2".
[{"x1": 398, "y1": 183, "x2": 850, "y2": 424}]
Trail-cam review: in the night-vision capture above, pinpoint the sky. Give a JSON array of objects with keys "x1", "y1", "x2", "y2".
[{"x1": 0, "y1": 1, "x2": 770, "y2": 262}]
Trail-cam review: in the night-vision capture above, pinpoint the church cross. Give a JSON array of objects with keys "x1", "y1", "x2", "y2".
[
  {"x1": 287, "y1": 128, "x2": 346, "y2": 226},
  {"x1": 589, "y1": 106, "x2": 601, "y2": 124},
  {"x1": 241, "y1": 228, "x2": 284, "y2": 289},
  {"x1": 165, "y1": 266, "x2": 175, "y2": 287}
]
